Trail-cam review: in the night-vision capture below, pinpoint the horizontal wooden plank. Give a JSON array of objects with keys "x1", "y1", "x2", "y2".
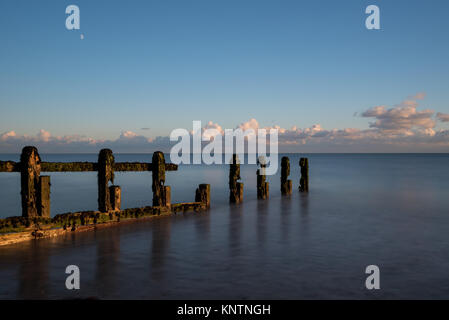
[
  {"x1": 0, "y1": 161, "x2": 178, "y2": 172},
  {"x1": 41, "y1": 162, "x2": 97, "y2": 172},
  {"x1": 115, "y1": 162, "x2": 178, "y2": 171},
  {"x1": 0, "y1": 161, "x2": 20, "y2": 172}
]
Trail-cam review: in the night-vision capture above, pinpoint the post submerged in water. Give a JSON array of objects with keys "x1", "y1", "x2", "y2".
[
  {"x1": 281, "y1": 156, "x2": 292, "y2": 195},
  {"x1": 257, "y1": 157, "x2": 269, "y2": 200},
  {"x1": 195, "y1": 184, "x2": 211, "y2": 208},
  {"x1": 98, "y1": 149, "x2": 115, "y2": 212},
  {"x1": 38, "y1": 175, "x2": 51, "y2": 218},
  {"x1": 152, "y1": 151, "x2": 171, "y2": 207},
  {"x1": 20, "y1": 146, "x2": 51, "y2": 218},
  {"x1": 229, "y1": 154, "x2": 243, "y2": 203},
  {"x1": 299, "y1": 157, "x2": 309, "y2": 192},
  {"x1": 109, "y1": 185, "x2": 121, "y2": 211}
]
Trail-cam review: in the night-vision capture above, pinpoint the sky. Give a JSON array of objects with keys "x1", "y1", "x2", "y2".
[{"x1": 1, "y1": 0, "x2": 449, "y2": 152}]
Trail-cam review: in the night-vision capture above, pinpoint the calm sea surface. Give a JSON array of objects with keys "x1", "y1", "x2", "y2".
[{"x1": 0, "y1": 153, "x2": 448, "y2": 299}]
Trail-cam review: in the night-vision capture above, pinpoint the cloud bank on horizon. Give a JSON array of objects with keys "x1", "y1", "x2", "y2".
[{"x1": 2, "y1": 94, "x2": 449, "y2": 153}]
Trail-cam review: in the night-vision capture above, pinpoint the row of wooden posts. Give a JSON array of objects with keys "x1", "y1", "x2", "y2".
[
  {"x1": 229, "y1": 155, "x2": 309, "y2": 204},
  {"x1": 0, "y1": 146, "x2": 208, "y2": 219},
  {"x1": 0, "y1": 147, "x2": 309, "y2": 218}
]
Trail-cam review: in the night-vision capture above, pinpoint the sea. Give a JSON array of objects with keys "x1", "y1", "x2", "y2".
[{"x1": 0, "y1": 153, "x2": 448, "y2": 299}]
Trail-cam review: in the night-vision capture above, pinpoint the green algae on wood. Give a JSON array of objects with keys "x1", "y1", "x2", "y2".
[
  {"x1": 98, "y1": 149, "x2": 115, "y2": 213},
  {"x1": 152, "y1": 152, "x2": 172, "y2": 207},
  {"x1": 195, "y1": 184, "x2": 211, "y2": 208}
]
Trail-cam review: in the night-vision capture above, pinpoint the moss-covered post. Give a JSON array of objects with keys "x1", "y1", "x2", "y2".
[
  {"x1": 281, "y1": 156, "x2": 292, "y2": 195},
  {"x1": 257, "y1": 157, "x2": 269, "y2": 200},
  {"x1": 152, "y1": 151, "x2": 170, "y2": 207},
  {"x1": 20, "y1": 146, "x2": 41, "y2": 218},
  {"x1": 229, "y1": 154, "x2": 243, "y2": 203},
  {"x1": 299, "y1": 157, "x2": 309, "y2": 192},
  {"x1": 98, "y1": 149, "x2": 115, "y2": 212},
  {"x1": 195, "y1": 184, "x2": 210, "y2": 208},
  {"x1": 109, "y1": 185, "x2": 121, "y2": 211}
]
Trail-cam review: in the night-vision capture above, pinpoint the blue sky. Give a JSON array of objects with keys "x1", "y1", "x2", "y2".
[{"x1": 1, "y1": 0, "x2": 449, "y2": 152}]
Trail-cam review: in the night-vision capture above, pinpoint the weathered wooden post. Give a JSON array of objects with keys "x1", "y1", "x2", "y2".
[
  {"x1": 38, "y1": 176, "x2": 51, "y2": 218},
  {"x1": 20, "y1": 146, "x2": 41, "y2": 218},
  {"x1": 257, "y1": 157, "x2": 269, "y2": 200},
  {"x1": 152, "y1": 151, "x2": 170, "y2": 207},
  {"x1": 299, "y1": 157, "x2": 309, "y2": 192},
  {"x1": 229, "y1": 154, "x2": 243, "y2": 203},
  {"x1": 164, "y1": 186, "x2": 171, "y2": 208},
  {"x1": 195, "y1": 184, "x2": 210, "y2": 208},
  {"x1": 109, "y1": 185, "x2": 121, "y2": 211},
  {"x1": 20, "y1": 146, "x2": 51, "y2": 218},
  {"x1": 281, "y1": 156, "x2": 292, "y2": 195},
  {"x1": 98, "y1": 149, "x2": 115, "y2": 212}
]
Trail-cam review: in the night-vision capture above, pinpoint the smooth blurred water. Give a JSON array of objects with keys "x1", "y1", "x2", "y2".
[{"x1": 0, "y1": 153, "x2": 449, "y2": 299}]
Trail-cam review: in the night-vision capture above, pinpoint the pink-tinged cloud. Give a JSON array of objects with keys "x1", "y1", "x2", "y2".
[
  {"x1": 1, "y1": 94, "x2": 449, "y2": 153},
  {"x1": 361, "y1": 95, "x2": 435, "y2": 134},
  {"x1": 436, "y1": 112, "x2": 449, "y2": 123}
]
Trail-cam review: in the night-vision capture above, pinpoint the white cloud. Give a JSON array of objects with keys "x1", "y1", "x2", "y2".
[
  {"x1": 361, "y1": 94, "x2": 435, "y2": 133},
  {"x1": 2, "y1": 94, "x2": 449, "y2": 152},
  {"x1": 1, "y1": 131, "x2": 17, "y2": 141},
  {"x1": 437, "y1": 112, "x2": 449, "y2": 123},
  {"x1": 238, "y1": 118, "x2": 259, "y2": 131},
  {"x1": 120, "y1": 131, "x2": 139, "y2": 139},
  {"x1": 37, "y1": 129, "x2": 51, "y2": 142}
]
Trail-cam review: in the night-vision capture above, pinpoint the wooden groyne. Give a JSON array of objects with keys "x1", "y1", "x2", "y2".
[
  {"x1": 0, "y1": 147, "x2": 310, "y2": 246},
  {"x1": 0, "y1": 146, "x2": 209, "y2": 246}
]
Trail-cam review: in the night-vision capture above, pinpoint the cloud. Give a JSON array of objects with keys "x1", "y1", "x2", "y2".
[
  {"x1": 238, "y1": 118, "x2": 259, "y2": 131},
  {"x1": 436, "y1": 112, "x2": 449, "y2": 123},
  {"x1": 202, "y1": 121, "x2": 224, "y2": 140},
  {"x1": 1, "y1": 131, "x2": 17, "y2": 141},
  {"x1": 120, "y1": 131, "x2": 139, "y2": 139},
  {"x1": 409, "y1": 92, "x2": 426, "y2": 100},
  {"x1": 2, "y1": 94, "x2": 449, "y2": 153},
  {"x1": 38, "y1": 129, "x2": 51, "y2": 142},
  {"x1": 360, "y1": 95, "x2": 435, "y2": 136}
]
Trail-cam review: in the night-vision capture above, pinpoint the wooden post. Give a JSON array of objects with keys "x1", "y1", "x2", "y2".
[
  {"x1": 164, "y1": 186, "x2": 171, "y2": 208},
  {"x1": 109, "y1": 185, "x2": 121, "y2": 211},
  {"x1": 281, "y1": 156, "x2": 292, "y2": 195},
  {"x1": 299, "y1": 157, "x2": 309, "y2": 192},
  {"x1": 98, "y1": 149, "x2": 115, "y2": 212},
  {"x1": 20, "y1": 146, "x2": 41, "y2": 218},
  {"x1": 257, "y1": 157, "x2": 269, "y2": 200},
  {"x1": 152, "y1": 151, "x2": 169, "y2": 207},
  {"x1": 195, "y1": 184, "x2": 210, "y2": 208},
  {"x1": 38, "y1": 176, "x2": 51, "y2": 218},
  {"x1": 237, "y1": 182, "x2": 244, "y2": 202},
  {"x1": 229, "y1": 154, "x2": 243, "y2": 203}
]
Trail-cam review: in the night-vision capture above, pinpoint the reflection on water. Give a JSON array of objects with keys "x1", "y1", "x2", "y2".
[
  {"x1": 19, "y1": 242, "x2": 49, "y2": 299},
  {"x1": 1, "y1": 154, "x2": 449, "y2": 299},
  {"x1": 150, "y1": 219, "x2": 171, "y2": 280},
  {"x1": 95, "y1": 227, "x2": 120, "y2": 297}
]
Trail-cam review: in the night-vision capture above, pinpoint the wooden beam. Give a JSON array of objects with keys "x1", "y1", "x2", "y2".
[
  {"x1": 42, "y1": 162, "x2": 97, "y2": 172},
  {"x1": 0, "y1": 161, "x2": 20, "y2": 172},
  {"x1": 0, "y1": 161, "x2": 178, "y2": 172}
]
